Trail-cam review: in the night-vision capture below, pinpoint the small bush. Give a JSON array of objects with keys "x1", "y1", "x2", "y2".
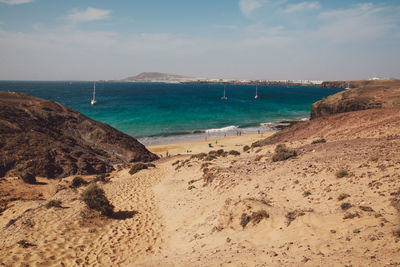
[
  {"x1": 272, "y1": 144, "x2": 297, "y2": 162},
  {"x1": 303, "y1": 191, "x2": 311, "y2": 197},
  {"x1": 391, "y1": 198, "x2": 400, "y2": 212},
  {"x1": 338, "y1": 193, "x2": 350, "y2": 201},
  {"x1": 204, "y1": 155, "x2": 216, "y2": 161},
  {"x1": 187, "y1": 185, "x2": 196, "y2": 190},
  {"x1": 172, "y1": 160, "x2": 180, "y2": 166},
  {"x1": 254, "y1": 155, "x2": 263, "y2": 161},
  {"x1": 243, "y1": 145, "x2": 250, "y2": 152},
  {"x1": 250, "y1": 210, "x2": 269, "y2": 224},
  {"x1": 17, "y1": 240, "x2": 36, "y2": 248},
  {"x1": 311, "y1": 138, "x2": 326, "y2": 144},
  {"x1": 240, "y1": 213, "x2": 251, "y2": 228},
  {"x1": 46, "y1": 200, "x2": 62, "y2": 209},
  {"x1": 228, "y1": 150, "x2": 240, "y2": 156},
  {"x1": 21, "y1": 172, "x2": 36, "y2": 184},
  {"x1": 190, "y1": 153, "x2": 207, "y2": 160},
  {"x1": 343, "y1": 212, "x2": 360, "y2": 220},
  {"x1": 71, "y1": 176, "x2": 88, "y2": 188},
  {"x1": 129, "y1": 163, "x2": 155, "y2": 175},
  {"x1": 81, "y1": 184, "x2": 114, "y2": 216},
  {"x1": 336, "y1": 169, "x2": 349, "y2": 178},
  {"x1": 359, "y1": 206, "x2": 374, "y2": 212},
  {"x1": 341, "y1": 202, "x2": 352, "y2": 210}
]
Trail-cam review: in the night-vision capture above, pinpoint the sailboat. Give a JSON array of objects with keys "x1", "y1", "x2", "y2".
[
  {"x1": 345, "y1": 82, "x2": 351, "y2": 90},
  {"x1": 221, "y1": 85, "x2": 227, "y2": 100},
  {"x1": 255, "y1": 85, "x2": 258, "y2": 99},
  {"x1": 91, "y1": 82, "x2": 97, "y2": 105}
]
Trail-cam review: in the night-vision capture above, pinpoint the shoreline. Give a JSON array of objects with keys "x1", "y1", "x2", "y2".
[{"x1": 147, "y1": 132, "x2": 274, "y2": 157}]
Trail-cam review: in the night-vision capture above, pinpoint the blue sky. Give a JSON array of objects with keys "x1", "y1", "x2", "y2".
[{"x1": 0, "y1": 0, "x2": 399, "y2": 80}]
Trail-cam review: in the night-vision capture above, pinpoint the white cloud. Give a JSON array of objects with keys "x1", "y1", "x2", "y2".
[
  {"x1": 0, "y1": 0, "x2": 33, "y2": 4},
  {"x1": 67, "y1": 7, "x2": 111, "y2": 23},
  {"x1": 239, "y1": 0, "x2": 265, "y2": 17},
  {"x1": 315, "y1": 3, "x2": 394, "y2": 43},
  {"x1": 284, "y1": 1, "x2": 320, "y2": 13}
]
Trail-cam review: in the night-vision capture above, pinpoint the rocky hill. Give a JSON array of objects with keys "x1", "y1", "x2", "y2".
[
  {"x1": 0, "y1": 92, "x2": 158, "y2": 178},
  {"x1": 121, "y1": 72, "x2": 192, "y2": 82},
  {"x1": 311, "y1": 79, "x2": 400, "y2": 119}
]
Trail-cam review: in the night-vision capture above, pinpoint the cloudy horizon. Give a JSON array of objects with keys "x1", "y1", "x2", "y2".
[{"x1": 0, "y1": 0, "x2": 399, "y2": 81}]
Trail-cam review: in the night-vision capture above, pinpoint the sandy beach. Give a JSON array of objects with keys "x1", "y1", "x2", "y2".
[{"x1": 147, "y1": 132, "x2": 273, "y2": 157}]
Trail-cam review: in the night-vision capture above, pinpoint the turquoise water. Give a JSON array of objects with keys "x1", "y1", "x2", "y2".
[{"x1": 0, "y1": 81, "x2": 342, "y2": 144}]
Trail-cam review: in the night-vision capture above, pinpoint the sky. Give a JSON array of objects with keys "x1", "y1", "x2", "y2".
[{"x1": 0, "y1": 0, "x2": 399, "y2": 81}]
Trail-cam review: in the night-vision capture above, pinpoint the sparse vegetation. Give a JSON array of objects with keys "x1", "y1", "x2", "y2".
[
  {"x1": 45, "y1": 200, "x2": 62, "y2": 209},
  {"x1": 272, "y1": 144, "x2": 297, "y2": 162},
  {"x1": 393, "y1": 229, "x2": 400, "y2": 238},
  {"x1": 338, "y1": 193, "x2": 350, "y2": 201},
  {"x1": 311, "y1": 138, "x2": 326, "y2": 144},
  {"x1": 391, "y1": 198, "x2": 400, "y2": 212},
  {"x1": 343, "y1": 212, "x2": 360, "y2": 220},
  {"x1": 172, "y1": 160, "x2": 180, "y2": 166},
  {"x1": 341, "y1": 202, "x2": 352, "y2": 210},
  {"x1": 240, "y1": 213, "x2": 251, "y2": 228},
  {"x1": 254, "y1": 155, "x2": 263, "y2": 161},
  {"x1": 71, "y1": 176, "x2": 88, "y2": 188},
  {"x1": 20, "y1": 172, "x2": 36, "y2": 184},
  {"x1": 228, "y1": 150, "x2": 240, "y2": 156},
  {"x1": 190, "y1": 153, "x2": 207, "y2": 160},
  {"x1": 187, "y1": 185, "x2": 196, "y2": 190},
  {"x1": 81, "y1": 184, "x2": 114, "y2": 216},
  {"x1": 17, "y1": 240, "x2": 36, "y2": 248},
  {"x1": 286, "y1": 210, "x2": 305, "y2": 226},
  {"x1": 336, "y1": 168, "x2": 349, "y2": 178},
  {"x1": 303, "y1": 191, "x2": 311, "y2": 197},
  {"x1": 243, "y1": 145, "x2": 250, "y2": 152},
  {"x1": 359, "y1": 206, "x2": 374, "y2": 212},
  {"x1": 129, "y1": 162, "x2": 155, "y2": 175}
]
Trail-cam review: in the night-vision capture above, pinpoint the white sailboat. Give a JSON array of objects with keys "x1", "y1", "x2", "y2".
[
  {"x1": 345, "y1": 82, "x2": 351, "y2": 90},
  {"x1": 91, "y1": 82, "x2": 97, "y2": 105},
  {"x1": 255, "y1": 85, "x2": 258, "y2": 99},
  {"x1": 221, "y1": 84, "x2": 227, "y2": 100}
]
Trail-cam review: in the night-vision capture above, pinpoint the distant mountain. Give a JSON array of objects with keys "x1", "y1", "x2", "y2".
[{"x1": 121, "y1": 72, "x2": 193, "y2": 82}]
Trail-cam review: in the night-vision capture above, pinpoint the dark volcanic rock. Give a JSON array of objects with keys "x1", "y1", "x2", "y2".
[
  {"x1": 311, "y1": 79, "x2": 400, "y2": 119},
  {"x1": 0, "y1": 92, "x2": 158, "y2": 178}
]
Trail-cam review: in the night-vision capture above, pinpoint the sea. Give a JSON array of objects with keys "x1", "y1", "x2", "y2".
[{"x1": 0, "y1": 81, "x2": 342, "y2": 145}]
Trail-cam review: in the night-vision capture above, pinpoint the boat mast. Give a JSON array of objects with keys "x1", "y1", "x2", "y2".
[{"x1": 93, "y1": 83, "x2": 96, "y2": 101}]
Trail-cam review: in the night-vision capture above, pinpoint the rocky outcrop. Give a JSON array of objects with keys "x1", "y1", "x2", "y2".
[
  {"x1": 0, "y1": 92, "x2": 158, "y2": 178},
  {"x1": 311, "y1": 79, "x2": 400, "y2": 119}
]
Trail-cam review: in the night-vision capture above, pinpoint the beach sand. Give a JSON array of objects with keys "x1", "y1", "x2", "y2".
[
  {"x1": 147, "y1": 132, "x2": 272, "y2": 157},
  {"x1": 1, "y1": 108, "x2": 400, "y2": 266}
]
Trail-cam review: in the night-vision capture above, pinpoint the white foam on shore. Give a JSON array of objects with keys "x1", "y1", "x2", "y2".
[{"x1": 205, "y1": 125, "x2": 238, "y2": 133}]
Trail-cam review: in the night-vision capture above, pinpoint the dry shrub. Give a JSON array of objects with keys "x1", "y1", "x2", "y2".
[
  {"x1": 243, "y1": 145, "x2": 250, "y2": 152},
  {"x1": 45, "y1": 200, "x2": 62, "y2": 209},
  {"x1": 337, "y1": 193, "x2": 350, "y2": 201},
  {"x1": 172, "y1": 160, "x2": 180, "y2": 166},
  {"x1": 272, "y1": 144, "x2": 297, "y2": 162},
  {"x1": 359, "y1": 206, "x2": 374, "y2": 212},
  {"x1": 21, "y1": 172, "x2": 36, "y2": 184},
  {"x1": 311, "y1": 138, "x2": 326, "y2": 144},
  {"x1": 228, "y1": 150, "x2": 240, "y2": 156},
  {"x1": 336, "y1": 169, "x2": 348, "y2": 178},
  {"x1": 343, "y1": 212, "x2": 360, "y2": 220},
  {"x1": 81, "y1": 184, "x2": 114, "y2": 216},
  {"x1": 286, "y1": 210, "x2": 305, "y2": 226},
  {"x1": 129, "y1": 162, "x2": 155, "y2": 175},
  {"x1": 190, "y1": 153, "x2": 207, "y2": 160},
  {"x1": 341, "y1": 202, "x2": 352, "y2": 210},
  {"x1": 391, "y1": 198, "x2": 400, "y2": 212},
  {"x1": 254, "y1": 155, "x2": 263, "y2": 161},
  {"x1": 71, "y1": 176, "x2": 88, "y2": 188},
  {"x1": 240, "y1": 210, "x2": 271, "y2": 229}
]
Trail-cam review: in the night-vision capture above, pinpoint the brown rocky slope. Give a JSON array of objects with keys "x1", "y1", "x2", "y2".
[
  {"x1": 0, "y1": 92, "x2": 158, "y2": 178},
  {"x1": 311, "y1": 79, "x2": 400, "y2": 119}
]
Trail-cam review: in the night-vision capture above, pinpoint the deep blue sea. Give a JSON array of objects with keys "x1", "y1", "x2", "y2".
[{"x1": 0, "y1": 81, "x2": 342, "y2": 144}]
